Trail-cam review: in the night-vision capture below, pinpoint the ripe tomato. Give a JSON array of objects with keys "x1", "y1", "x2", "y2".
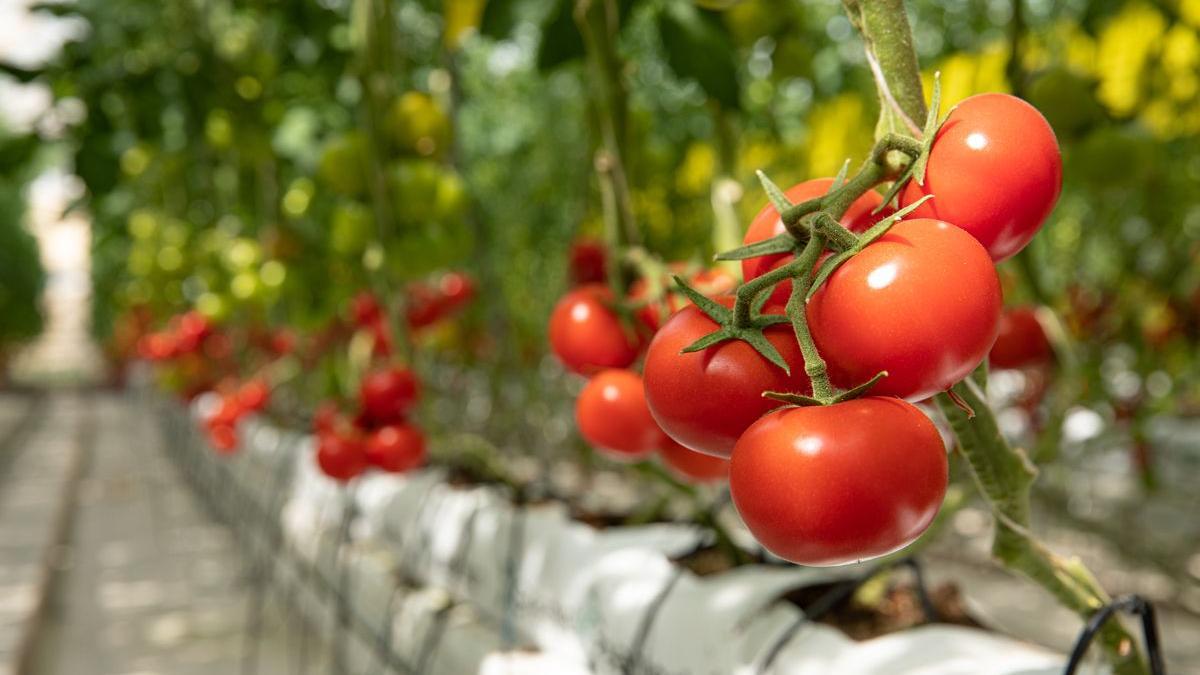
[
  {"x1": 642, "y1": 300, "x2": 810, "y2": 458},
  {"x1": 548, "y1": 284, "x2": 640, "y2": 375},
  {"x1": 406, "y1": 282, "x2": 444, "y2": 330},
  {"x1": 359, "y1": 367, "x2": 420, "y2": 424},
  {"x1": 989, "y1": 307, "x2": 1052, "y2": 370},
  {"x1": 313, "y1": 401, "x2": 340, "y2": 435},
  {"x1": 575, "y1": 369, "x2": 663, "y2": 460},
  {"x1": 808, "y1": 219, "x2": 1002, "y2": 401},
  {"x1": 351, "y1": 291, "x2": 382, "y2": 327},
  {"x1": 437, "y1": 271, "x2": 475, "y2": 309},
  {"x1": 207, "y1": 394, "x2": 244, "y2": 429},
  {"x1": 208, "y1": 423, "x2": 239, "y2": 455},
  {"x1": 236, "y1": 379, "x2": 271, "y2": 413},
  {"x1": 316, "y1": 432, "x2": 368, "y2": 482},
  {"x1": 139, "y1": 332, "x2": 178, "y2": 361},
  {"x1": 269, "y1": 327, "x2": 298, "y2": 356},
  {"x1": 900, "y1": 93, "x2": 1062, "y2": 262},
  {"x1": 730, "y1": 398, "x2": 947, "y2": 566},
  {"x1": 568, "y1": 238, "x2": 608, "y2": 286},
  {"x1": 743, "y1": 178, "x2": 891, "y2": 305},
  {"x1": 365, "y1": 425, "x2": 427, "y2": 473},
  {"x1": 658, "y1": 438, "x2": 728, "y2": 483},
  {"x1": 628, "y1": 265, "x2": 737, "y2": 333}
]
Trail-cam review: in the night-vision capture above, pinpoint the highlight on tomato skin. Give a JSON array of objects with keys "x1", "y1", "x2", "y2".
[
  {"x1": 575, "y1": 369, "x2": 664, "y2": 461},
  {"x1": 365, "y1": 424, "x2": 427, "y2": 473},
  {"x1": 359, "y1": 366, "x2": 421, "y2": 426},
  {"x1": 807, "y1": 219, "x2": 1003, "y2": 402},
  {"x1": 316, "y1": 432, "x2": 369, "y2": 482},
  {"x1": 729, "y1": 397, "x2": 948, "y2": 567},
  {"x1": 548, "y1": 284, "x2": 641, "y2": 376}
]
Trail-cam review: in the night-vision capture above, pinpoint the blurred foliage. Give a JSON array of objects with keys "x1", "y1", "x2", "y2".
[
  {"x1": 3, "y1": 0, "x2": 1197, "y2": 457},
  {"x1": 0, "y1": 131, "x2": 45, "y2": 357}
]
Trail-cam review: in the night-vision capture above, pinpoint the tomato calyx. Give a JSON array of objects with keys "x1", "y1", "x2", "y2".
[
  {"x1": 763, "y1": 370, "x2": 890, "y2": 407},
  {"x1": 671, "y1": 274, "x2": 794, "y2": 374}
]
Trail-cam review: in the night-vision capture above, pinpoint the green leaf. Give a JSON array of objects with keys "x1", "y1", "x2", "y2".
[
  {"x1": 762, "y1": 391, "x2": 823, "y2": 406},
  {"x1": 479, "y1": 0, "x2": 523, "y2": 39},
  {"x1": 714, "y1": 232, "x2": 796, "y2": 261},
  {"x1": 858, "y1": 194, "x2": 932, "y2": 248},
  {"x1": 658, "y1": 2, "x2": 740, "y2": 109},
  {"x1": 755, "y1": 170, "x2": 793, "y2": 213},
  {"x1": 536, "y1": 0, "x2": 585, "y2": 70}
]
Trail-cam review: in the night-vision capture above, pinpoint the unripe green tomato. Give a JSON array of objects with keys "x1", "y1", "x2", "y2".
[
  {"x1": 385, "y1": 92, "x2": 451, "y2": 157},
  {"x1": 434, "y1": 170, "x2": 466, "y2": 221},
  {"x1": 318, "y1": 131, "x2": 369, "y2": 196},
  {"x1": 388, "y1": 159, "x2": 440, "y2": 223},
  {"x1": 1026, "y1": 67, "x2": 1103, "y2": 139},
  {"x1": 330, "y1": 201, "x2": 375, "y2": 255}
]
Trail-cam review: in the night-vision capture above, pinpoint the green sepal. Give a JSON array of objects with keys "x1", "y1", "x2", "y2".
[
  {"x1": 714, "y1": 233, "x2": 798, "y2": 261},
  {"x1": 755, "y1": 170, "x2": 794, "y2": 213},
  {"x1": 741, "y1": 330, "x2": 789, "y2": 373},
  {"x1": 762, "y1": 391, "x2": 824, "y2": 406},
  {"x1": 831, "y1": 371, "x2": 888, "y2": 403},
  {"x1": 671, "y1": 274, "x2": 730, "y2": 324},
  {"x1": 857, "y1": 195, "x2": 933, "y2": 248},
  {"x1": 680, "y1": 328, "x2": 734, "y2": 354},
  {"x1": 913, "y1": 72, "x2": 944, "y2": 186},
  {"x1": 831, "y1": 158, "x2": 852, "y2": 189},
  {"x1": 807, "y1": 250, "x2": 855, "y2": 300}
]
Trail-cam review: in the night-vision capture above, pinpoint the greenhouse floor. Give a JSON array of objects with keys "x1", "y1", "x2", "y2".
[{"x1": 0, "y1": 388, "x2": 324, "y2": 675}]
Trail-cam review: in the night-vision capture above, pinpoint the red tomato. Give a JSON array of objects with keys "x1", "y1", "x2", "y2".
[
  {"x1": 808, "y1": 219, "x2": 1002, "y2": 401},
  {"x1": 313, "y1": 401, "x2": 340, "y2": 435},
  {"x1": 207, "y1": 394, "x2": 244, "y2": 429},
  {"x1": 236, "y1": 379, "x2": 271, "y2": 413},
  {"x1": 138, "y1": 332, "x2": 179, "y2": 361},
  {"x1": 208, "y1": 423, "x2": 239, "y2": 455},
  {"x1": 178, "y1": 310, "x2": 213, "y2": 342},
  {"x1": 405, "y1": 282, "x2": 444, "y2": 329},
  {"x1": 743, "y1": 178, "x2": 891, "y2": 305},
  {"x1": 730, "y1": 398, "x2": 947, "y2": 566},
  {"x1": 270, "y1": 328, "x2": 298, "y2": 356},
  {"x1": 316, "y1": 432, "x2": 368, "y2": 482},
  {"x1": 900, "y1": 93, "x2": 1062, "y2": 261},
  {"x1": 658, "y1": 438, "x2": 728, "y2": 483},
  {"x1": 351, "y1": 291, "x2": 383, "y2": 327},
  {"x1": 568, "y1": 238, "x2": 608, "y2": 286},
  {"x1": 575, "y1": 369, "x2": 663, "y2": 460},
  {"x1": 642, "y1": 299, "x2": 811, "y2": 458},
  {"x1": 359, "y1": 367, "x2": 420, "y2": 424},
  {"x1": 628, "y1": 266, "x2": 737, "y2": 333},
  {"x1": 989, "y1": 307, "x2": 1052, "y2": 370},
  {"x1": 437, "y1": 271, "x2": 475, "y2": 309},
  {"x1": 365, "y1": 424, "x2": 427, "y2": 473},
  {"x1": 548, "y1": 284, "x2": 640, "y2": 375}
]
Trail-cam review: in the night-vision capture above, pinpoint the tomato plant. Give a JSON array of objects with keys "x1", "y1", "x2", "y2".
[
  {"x1": 359, "y1": 367, "x2": 421, "y2": 425},
  {"x1": 900, "y1": 93, "x2": 1062, "y2": 262},
  {"x1": 643, "y1": 300, "x2": 810, "y2": 458},
  {"x1": 808, "y1": 219, "x2": 1002, "y2": 401},
  {"x1": 730, "y1": 398, "x2": 947, "y2": 566},
  {"x1": 548, "y1": 284, "x2": 640, "y2": 375},
  {"x1": 628, "y1": 265, "x2": 737, "y2": 333},
  {"x1": 990, "y1": 307, "x2": 1053, "y2": 370},
  {"x1": 575, "y1": 369, "x2": 663, "y2": 460}
]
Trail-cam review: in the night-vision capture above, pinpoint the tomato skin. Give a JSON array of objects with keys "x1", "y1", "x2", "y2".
[
  {"x1": 568, "y1": 238, "x2": 608, "y2": 286},
  {"x1": 808, "y1": 219, "x2": 1002, "y2": 401},
  {"x1": 730, "y1": 398, "x2": 947, "y2": 566},
  {"x1": 900, "y1": 93, "x2": 1062, "y2": 262},
  {"x1": 548, "y1": 284, "x2": 640, "y2": 375},
  {"x1": 628, "y1": 265, "x2": 737, "y2": 333},
  {"x1": 743, "y1": 178, "x2": 891, "y2": 305},
  {"x1": 575, "y1": 369, "x2": 663, "y2": 460},
  {"x1": 313, "y1": 401, "x2": 340, "y2": 435},
  {"x1": 208, "y1": 423, "x2": 239, "y2": 455},
  {"x1": 236, "y1": 378, "x2": 271, "y2": 413},
  {"x1": 658, "y1": 438, "x2": 729, "y2": 483},
  {"x1": 989, "y1": 307, "x2": 1052, "y2": 370},
  {"x1": 359, "y1": 367, "x2": 420, "y2": 425},
  {"x1": 316, "y1": 432, "x2": 368, "y2": 482},
  {"x1": 365, "y1": 425, "x2": 427, "y2": 473},
  {"x1": 351, "y1": 291, "x2": 383, "y2": 327},
  {"x1": 642, "y1": 300, "x2": 811, "y2": 458}
]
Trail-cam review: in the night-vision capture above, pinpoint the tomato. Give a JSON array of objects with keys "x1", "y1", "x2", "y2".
[
  {"x1": 330, "y1": 201, "x2": 374, "y2": 255},
  {"x1": 437, "y1": 271, "x2": 475, "y2": 310},
  {"x1": 350, "y1": 291, "x2": 382, "y2": 327},
  {"x1": 365, "y1": 424, "x2": 427, "y2": 473},
  {"x1": 406, "y1": 282, "x2": 444, "y2": 330},
  {"x1": 808, "y1": 219, "x2": 1002, "y2": 401},
  {"x1": 658, "y1": 438, "x2": 728, "y2": 483},
  {"x1": 208, "y1": 423, "x2": 239, "y2": 455},
  {"x1": 743, "y1": 178, "x2": 891, "y2": 305},
  {"x1": 138, "y1": 332, "x2": 178, "y2": 361},
  {"x1": 316, "y1": 432, "x2": 368, "y2": 482},
  {"x1": 989, "y1": 307, "x2": 1052, "y2": 370},
  {"x1": 548, "y1": 284, "x2": 640, "y2": 375},
  {"x1": 385, "y1": 91, "x2": 451, "y2": 157},
  {"x1": 730, "y1": 398, "x2": 947, "y2": 566},
  {"x1": 575, "y1": 369, "x2": 663, "y2": 460},
  {"x1": 900, "y1": 93, "x2": 1061, "y2": 262},
  {"x1": 628, "y1": 265, "x2": 737, "y2": 333},
  {"x1": 269, "y1": 327, "x2": 298, "y2": 356},
  {"x1": 359, "y1": 367, "x2": 420, "y2": 424},
  {"x1": 313, "y1": 401, "x2": 340, "y2": 435},
  {"x1": 568, "y1": 238, "x2": 608, "y2": 286},
  {"x1": 642, "y1": 299, "x2": 810, "y2": 458},
  {"x1": 207, "y1": 394, "x2": 244, "y2": 429},
  {"x1": 318, "y1": 131, "x2": 369, "y2": 197},
  {"x1": 236, "y1": 378, "x2": 271, "y2": 413}
]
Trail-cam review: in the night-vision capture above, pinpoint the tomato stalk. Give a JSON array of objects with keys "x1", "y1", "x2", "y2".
[{"x1": 784, "y1": 235, "x2": 835, "y2": 400}]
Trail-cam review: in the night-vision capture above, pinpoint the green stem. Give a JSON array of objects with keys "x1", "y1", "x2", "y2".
[
  {"x1": 732, "y1": 257, "x2": 805, "y2": 328},
  {"x1": 842, "y1": 0, "x2": 927, "y2": 139},
  {"x1": 936, "y1": 378, "x2": 1148, "y2": 675},
  {"x1": 786, "y1": 236, "x2": 833, "y2": 400}
]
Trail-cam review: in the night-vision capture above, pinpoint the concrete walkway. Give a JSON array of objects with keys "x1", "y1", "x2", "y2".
[{"x1": 0, "y1": 389, "x2": 312, "y2": 675}]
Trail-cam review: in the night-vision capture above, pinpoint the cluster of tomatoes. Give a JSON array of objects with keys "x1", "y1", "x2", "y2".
[
  {"x1": 556, "y1": 93, "x2": 1063, "y2": 566},
  {"x1": 310, "y1": 365, "x2": 427, "y2": 483},
  {"x1": 201, "y1": 378, "x2": 273, "y2": 453},
  {"x1": 549, "y1": 242, "x2": 739, "y2": 483}
]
